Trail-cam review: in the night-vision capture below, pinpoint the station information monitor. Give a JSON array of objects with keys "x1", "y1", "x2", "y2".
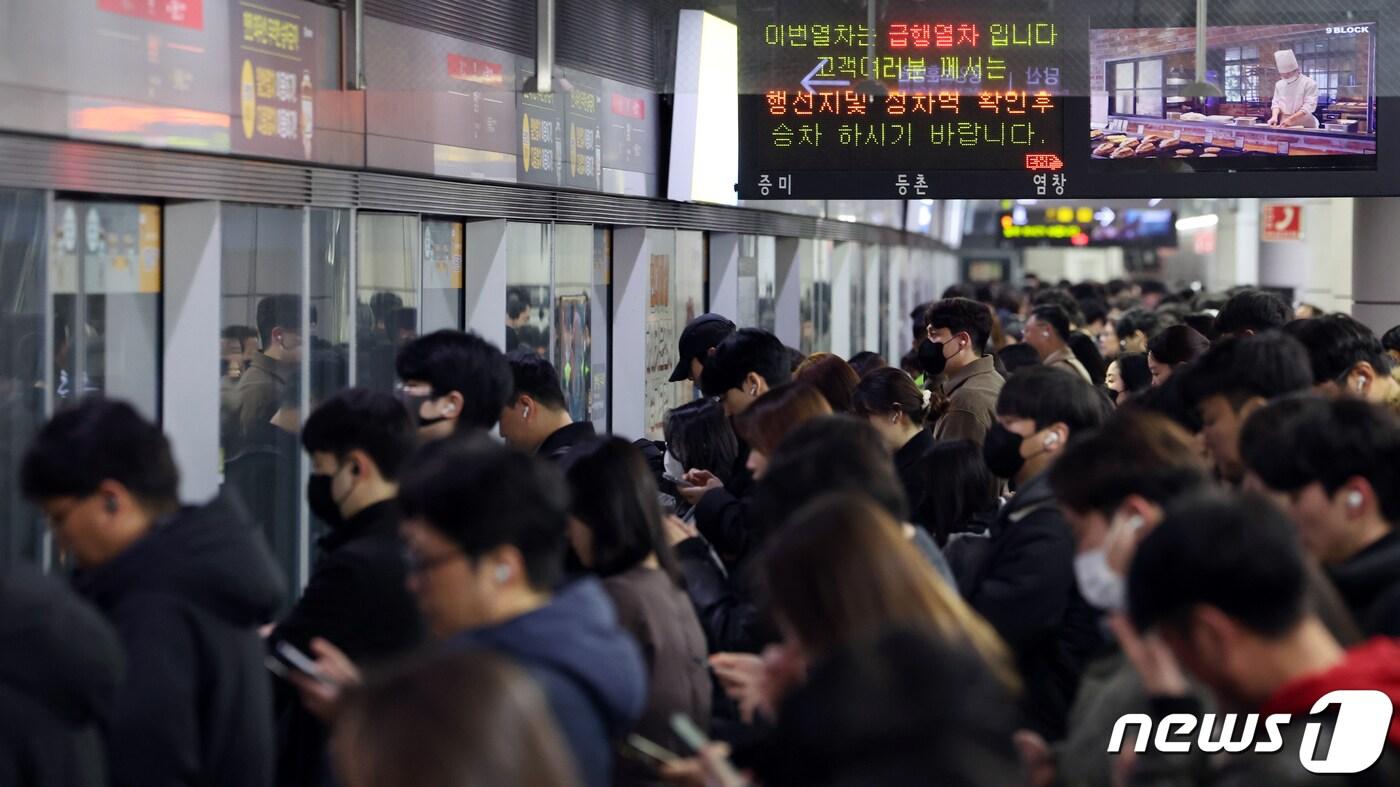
[{"x1": 739, "y1": 0, "x2": 1398, "y2": 199}]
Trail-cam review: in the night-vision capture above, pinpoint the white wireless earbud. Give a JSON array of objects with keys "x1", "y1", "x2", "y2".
[
  {"x1": 494, "y1": 564, "x2": 511, "y2": 583},
  {"x1": 1044, "y1": 432, "x2": 1060, "y2": 448},
  {"x1": 750, "y1": 386, "x2": 758, "y2": 397},
  {"x1": 523, "y1": 405, "x2": 531, "y2": 420},
  {"x1": 1347, "y1": 490, "x2": 1363, "y2": 510}
]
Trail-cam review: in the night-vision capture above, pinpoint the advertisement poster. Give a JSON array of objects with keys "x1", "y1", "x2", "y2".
[
  {"x1": 644, "y1": 252, "x2": 674, "y2": 438},
  {"x1": 563, "y1": 70, "x2": 604, "y2": 191},
  {"x1": 231, "y1": 0, "x2": 321, "y2": 159},
  {"x1": 518, "y1": 69, "x2": 564, "y2": 186},
  {"x1": 56, "y1": 201, "x2": 162, "y2": 295},
  {"x1": 421, "y1": 220, "x2": 463, "y2": 289},
  {"x1": 555, "y1": 295, "x2": 592, "y2": 423}
]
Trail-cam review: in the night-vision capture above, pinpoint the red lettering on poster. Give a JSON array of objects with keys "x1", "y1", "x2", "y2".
[
  {"x1": 611, "y1": 94, "x2": 647, "y2": 120},
  {"x1": 446, "y1": 54, "x2": 504, "y2": 86},
  {"x1": 98, "y1": 0, "x2": 205, "y2": 30}
]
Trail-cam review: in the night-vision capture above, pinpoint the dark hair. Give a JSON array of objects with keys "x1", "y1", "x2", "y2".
[
  {"x1": 916, "y1": 440, "x2": 997, "y2": 545},
  {"x1": 733, "y1": 382, "x2": 833, "y2": 456},
  {"x1": 899, "y1": 349, "x2": 922, "y2": 378},
  {"x1": 398, "y1": 436, "x2": 568, "y2": 590},
  {"x1": 924, "y1": 298, "x2": 993, "y2": 352},
  {"x1": 1068, "y1": 332, "x2": 1108, "y2": 386},
  {"x1": 369, "y1": 291, "x2": 405, "y2": 325},
  {"x1": 1282, "y1": 314, "x2": 1394, "y2": 384},
  {"x1": 1182, "y1": 312, "x2": 1218, "y2": 342},
  {"x1": 941, "y1": 283, "x2": 977, "y2": 300},
  {"x1": 1079, "y1": 298, "x2": 1109, "y2": 326},
  {"x1": 1138, "y1": 280, "x2": 1169, "y2": 297},
  {"x1": 21, "y1": 398, "x2": 179, "y2": 508},
  {"x1": 1182, "y1": 332, "x2": 1313, "y2": 411},
  {"x1": 1031, "y1": 289, "x2": 1083, "y2": 328},
  {"x1": 565, "y1": 438, "x2": 683, "y2": 584},
  {"x1": 1050, "y1": 410, "x2": 1209, "y2": 517},
  {"x1": 1030, "y1": 305, "x2": 1073, "y2": 343},
  {"x1": 256, "y1": 294, "x2": 301, "y2": 348},
  {"x1": 794, "y1": 354, "x2": 861, "y2": 413},
  {"x1": 664, "y1": 399, "x2": 738, "y2": 485},
  {"x1": 852, "y1": 368, "x2": 930, "y2": 426},
  {"x1": 1214, "y1": 288, "x2": 1291, "y2": 336},
  {"x1": 507, "y1": 351, "x2": 567, "y2": 410},
  {"x1": 1114, "y1": 308, "x2": 1165, "y2": 345},
  {"x1": 222, "y1": 324, "x2": 258, "y2": 343},
  {"x1": 334, "y1": 650, "x2": 579, "y2": 787},
  {"x1": 700, "y1": 328, "x2": 792, "y2": 396},
  {"x1": 395, "y1": 330, "x2": 513, "y2": 431},
  {"x1": 1129, "y1": 490, "x2": 1307, "y2": 637},
  {"x1": 1114, "y1": 353, "x2": 1152, "y2": 395},
  {"x1": 301, "y1": 388, "x2": 416, "y2": 481},
  {"x1": 753, "y1": 415, "x2": 909, "y2": 531},
  {"x1": 1383, "y1": 325, "x2": 1400, "y2": 354},
  {"x1": 995, "y1": 344, "x2": 1041, "y2": 376},
  {"x1": 756, "y1": 627, "x2": 1021, "y2": 787},
  {"x1": 506, "y1": 290, "x2": 530, "y2": 321},
  {"x1": 847, "y1": 351, "x2": 887, "y2": 378},
  {"x1": 911, "y1": 301, "x2": 935, "y2": 342},
  {"x1": 1241, "y1": 396, "x2": 1400, "y2": 523},
  {"x1": 1146, "y1": 324, "x2": 1210, "y2": 367},
  {"x1": 996, "y1": 365, "x2": 1113, "y2": 434}
]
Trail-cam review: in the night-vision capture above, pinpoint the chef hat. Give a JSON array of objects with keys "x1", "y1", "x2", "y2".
[{"x1": 1275, "y1": 50, "x2": 1299, "y2": 74}]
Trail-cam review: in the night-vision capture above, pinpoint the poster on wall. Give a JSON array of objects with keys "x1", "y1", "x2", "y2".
[
  {"x1": 644, "y1": 252, "x2": 674, "y2": 438},
  {"x1": 518, "y1": 68, "x2": 564, "y2": 186},
  {"x1": 62, "y1": 202, "x2": 162, "y2": 295},
  {"x1": 590, "y1": 229, "x2": 610, "y2": 430},
  {"x1": 230, "y1": 0, "x2": 323, "y2": 159},
  {"x1": 563, "y1": 70, "x2": 604, "y2": 192},
  {"x1": 421, "y1": 221, "x2": 464, "y2": 290},
  {"x1": 555, "y1": 295, "x2": 592, "y2": 423}
]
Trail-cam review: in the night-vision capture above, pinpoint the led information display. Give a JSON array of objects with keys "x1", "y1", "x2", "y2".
[
  {"x1": 741, "y1": 1, "x2": 1069, "y2": 198},
  {"x1": 740, "y1": 1, "x2": 1400, "y2": 200}
]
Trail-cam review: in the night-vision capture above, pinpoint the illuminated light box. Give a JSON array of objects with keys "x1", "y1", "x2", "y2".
[{"x1": 670, "y1": 10, "x2": 739, "y2": 205}]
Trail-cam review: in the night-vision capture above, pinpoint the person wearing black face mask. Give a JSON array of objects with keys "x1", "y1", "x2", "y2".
[
  {"x1": 922, "y1": 298, "x2": 1004, "y2": 447},
  {"x1": 959, "y1": 366, "x2": 1113, "y2": 743},
  {"x1": 268, "y1": 388, "x2": 425, "y2": 787}
]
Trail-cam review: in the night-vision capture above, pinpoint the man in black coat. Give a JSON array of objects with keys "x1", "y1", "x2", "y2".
[
  {"x1": 268, "y1": 388, "x2": 426, "y2": 787},
  {"x1": 499, "y1": 353, "x2": 596, "y2": 468},
  {"x1": 0, "y1": 564, "x2": 124, "y2": 787},
  {"x1": 961, "y1": 366, "x2": 1112, "y2": 741},
  {"x1": 21, "y1": 399, "x2": 285, "y2": 787},
  {"x1": 679, "y1": 329, "x2": 791, "y2": 563}
]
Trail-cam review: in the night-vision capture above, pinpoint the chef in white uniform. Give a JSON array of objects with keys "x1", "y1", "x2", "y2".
[{"x1": 1268, "y1": 49, "x2": 1319, "y2": 128}]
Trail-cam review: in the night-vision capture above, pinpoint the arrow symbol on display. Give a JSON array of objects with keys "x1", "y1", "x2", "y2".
[
  {"x1": 1095, "y1": 208, "x2": 1116, "y2": 228},
  {"x1": 801, "y1": 58, "x2": 851, "y2": 93}
]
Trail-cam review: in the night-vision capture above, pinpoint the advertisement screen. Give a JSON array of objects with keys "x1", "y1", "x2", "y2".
[{"x1": 1090, "y1": 22, "x2": 1376, "y2": 172}]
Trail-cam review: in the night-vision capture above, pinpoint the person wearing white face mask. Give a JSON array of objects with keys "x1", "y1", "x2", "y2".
[
  {"x1": 1019, "y1": 409, "x2": 1213, "y2": 787},
  {"x1": 1268, "y1": 49, "x2": 1319, "y2": 129}
]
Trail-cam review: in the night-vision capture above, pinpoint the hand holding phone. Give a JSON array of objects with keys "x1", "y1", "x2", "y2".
[{"x1": 670, "y1": 715, "x2": 747, "y2": 786}]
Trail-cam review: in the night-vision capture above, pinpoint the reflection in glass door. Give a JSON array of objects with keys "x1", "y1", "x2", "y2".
[
  {"x1": 1, "y1": 189, "x2": 50, "y2": 566},
  {"x1": 357, "y1": 214, "x2": 420, "y2": 392},
  {"x1": 421, "y1": 219, "x2": 464, "y2": 335},
  {"x1": 50, "y1": 198, "x2": 162, "y2": 420}
]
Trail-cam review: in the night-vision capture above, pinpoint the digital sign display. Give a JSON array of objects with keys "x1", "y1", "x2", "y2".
[
  {"x1": 999, "y1": 206, "x2": 1178, "y2": 248},
  {"x1": 741, "y1": 2, "x2": 1069, "y2": 198},
  {"x1": 740, "y1": 1, "x2": 1400, "y2": 199}
]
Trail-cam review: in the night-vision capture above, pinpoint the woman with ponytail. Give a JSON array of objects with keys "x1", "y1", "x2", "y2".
[{"x1": 852, "y1": 367, "x2": 939, "y2": 515}]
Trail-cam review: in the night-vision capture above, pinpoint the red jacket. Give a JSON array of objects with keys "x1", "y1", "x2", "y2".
[{"x1": 1260, "y1": 637, "x2": 1400, "y2": 748}]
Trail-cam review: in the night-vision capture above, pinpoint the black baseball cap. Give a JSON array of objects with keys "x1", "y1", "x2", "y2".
[{"x1": 670, "y1": 313, "x2": 736, "y2": 382}]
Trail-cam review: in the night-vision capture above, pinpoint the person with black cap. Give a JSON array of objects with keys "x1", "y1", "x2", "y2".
[{"x1": 671, "y1": 313, "x2": 737, "y2": 386}]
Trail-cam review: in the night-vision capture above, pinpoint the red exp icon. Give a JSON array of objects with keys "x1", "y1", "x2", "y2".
[{"x1": 1025, "y1": 154, "x2": 1064, "y2": 171}]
